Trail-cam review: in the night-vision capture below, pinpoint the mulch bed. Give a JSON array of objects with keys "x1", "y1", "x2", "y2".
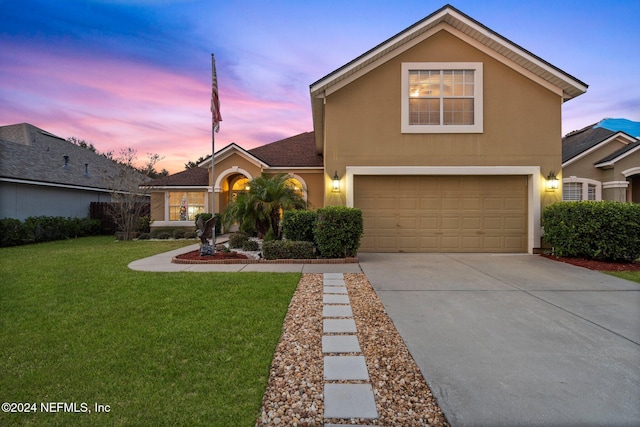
[
  {"x1": 175, "y1": 250, "x2": 249, "y2": 261},
  {"x1": 172, "y1": 250, "x2": 359, "y2": 265},
  {"x1": 541, "y1": 254, "x2": 640, "y2": 271}
]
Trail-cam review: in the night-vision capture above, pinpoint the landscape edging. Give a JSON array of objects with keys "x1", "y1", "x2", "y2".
[{"x1": 172, "y1": 256, "x2": 359, "y2": 265}]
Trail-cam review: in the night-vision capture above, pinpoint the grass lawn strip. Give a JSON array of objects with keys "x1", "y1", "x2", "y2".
[
  {"x1": 604, "y1": 271, "x2": 640, "y2": 284},
  {"x1": 0, "y1": 237, "x2": 299, "y2": 426}
]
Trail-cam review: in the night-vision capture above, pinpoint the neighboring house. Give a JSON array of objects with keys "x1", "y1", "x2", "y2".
[
  {"x1": 562, "y1": 118, "x2": 640, "y2": 203},
  {"x1": 146, "y1": 131, "x2": 323, "y2": 229},
  {"x1": 0, "y1": 123, "x2": 149, "y2": 220},
  {"x1": 147, "y1": 4, "x2": 588, "y2": 253}
]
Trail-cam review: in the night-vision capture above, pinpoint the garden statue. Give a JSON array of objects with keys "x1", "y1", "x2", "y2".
[{"x1": 196, "y1": 215, "x2": 216, "y2": 256}]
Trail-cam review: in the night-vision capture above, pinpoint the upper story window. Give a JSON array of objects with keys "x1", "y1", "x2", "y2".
[{"x1": 401, "y1": 62, "x2": 483, "y2": 133}]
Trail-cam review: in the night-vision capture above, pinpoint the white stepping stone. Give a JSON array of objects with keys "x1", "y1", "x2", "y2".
[
  {"x1": 322, "y1": 335, "x2": 361, "y2": 353},
  {"x1": 324, "y1": 383, "x2": 378, "y2": 419},
  {"x1": 323, "y1": 305, "x2": 352, "y2": 318},
  {"x1": 323, "y1": 318, "x2": 357, "y2": 333},
  {"x1": 324, "y1": 355, "x2": 369, "y2": 380}
]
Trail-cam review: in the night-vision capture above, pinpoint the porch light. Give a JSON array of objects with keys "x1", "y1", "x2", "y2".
[
  {"x1": 546, "y1": 171, "x2": 559, "y2": 191},
  {"x1": 332, "y1": 171, "x2": 340, "y2": 192}
]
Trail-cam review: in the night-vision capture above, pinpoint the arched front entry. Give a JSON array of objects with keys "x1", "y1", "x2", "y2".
[{"x1": 214, "y1": 167, "x2": 253, "y2": 214}]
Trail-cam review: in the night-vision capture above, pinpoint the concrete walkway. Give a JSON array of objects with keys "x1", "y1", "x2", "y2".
[
  {"x1": 127, "y1": 243, "x2": 362, "y2": 274},
  {"x1": 359, "y1": 252, "x2": 640, "y2": 427}
]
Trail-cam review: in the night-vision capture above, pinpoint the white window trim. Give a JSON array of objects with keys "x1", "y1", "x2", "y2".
[
  {"x1": 401, "y1": 62, "x2": 483, "y2": 134},
  {"x1": 345, "y1": 165, "x2": 540, "y2": 254},
  {"x1": 164, "y1": 190, "x2": 209, "y2": 222},
  {"x1": 562, "y1": 176, "x2": 602, "y2": 201}
]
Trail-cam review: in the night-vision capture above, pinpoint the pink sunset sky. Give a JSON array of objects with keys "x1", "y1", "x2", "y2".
[{"x1": 1, "y1": 0, "x2": 639, "y2": 174}]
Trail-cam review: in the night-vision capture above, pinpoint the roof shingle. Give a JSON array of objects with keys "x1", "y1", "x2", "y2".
[
  {"x1": 248, "y1": 132, "x2": 322, "y2": 167},
  {"x1": 146, "y1": 167, "x2": 209, "y2": 186}
]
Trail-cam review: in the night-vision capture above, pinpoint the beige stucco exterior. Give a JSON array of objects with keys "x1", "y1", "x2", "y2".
[
  {"x1": 316, "y1": 28, "x2": 572, "y2": 252},
  {"x1": 149, "y1": 146, "x2": 324, "y2": 230}
]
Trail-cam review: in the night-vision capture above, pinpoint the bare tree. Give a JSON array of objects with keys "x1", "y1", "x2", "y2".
[{"x1": 109, "y1": 149, "x2": 162, "y2": 240}]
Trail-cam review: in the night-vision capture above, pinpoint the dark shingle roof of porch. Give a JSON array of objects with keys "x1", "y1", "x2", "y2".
[
  {"x1": 146, "y1": 167, "x2": 209, "y2": 186},
  {"x1": 248, "y1": 132, "x2": 322, "y2": 167}
]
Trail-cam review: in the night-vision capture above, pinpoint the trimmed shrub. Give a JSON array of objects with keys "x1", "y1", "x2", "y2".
[
  {"x1": 2, "y1": 216, "x2": 100, "y2": 246},
  {"x1": 313, "y1": 206, "x2": 363, "y2": 258},
  {"x1": 542, "y1": 201, "x2": 640, "y2": 262},
  {"x1": 185, "y1": 230, "x2": 197, "y2": 239},
  {"x1": 156, "y1": 232, "x2": 171, "y2": 240},
  {"x1": 242, "y1": 239, "x2": 259, "y2": 251},
  {"x1": 0, "y1": 218, "x2": 27, "y2": 247},
  {"x1": 172, "y1": 229, "x2": 186, "y2": 239},
  {"x1": 262, "y1": 240, "x2": 315, "y2": 260},
  {"x1": 229, "y1": 232, "x2": 250, "y2": 248},
  {"x1": 137, "y1": 233, "x2": 151, "y2": 240},
  {"x1": 283, "y1": 210, "x2": 317, "y2": 242}
]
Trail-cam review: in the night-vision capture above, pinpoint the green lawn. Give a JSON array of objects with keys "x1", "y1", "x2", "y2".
[
  {"x1": 604, "y1": 270, "x2": 640, "y2": 284},
  {"x1": 0, "y1": 237, "x2": 300, "y2": 426}
]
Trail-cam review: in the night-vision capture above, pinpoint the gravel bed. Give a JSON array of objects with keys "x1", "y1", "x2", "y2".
[{"x1": 256, "y1": 273, "x2": 449, "y2": 426}]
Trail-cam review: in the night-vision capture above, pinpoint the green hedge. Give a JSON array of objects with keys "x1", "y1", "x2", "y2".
[
  {"x1": 283, "y1": 210, "x2": 317, "y2": 242},
  {"x1": 314, "y1": 206, "x2": 363, "y2": 258},
  {"x1": 542, "y1": 201, "x2": 640, "y2": 262},
  {"x1": 262, "y1": 240, "x2": 316, "y2": 260},
  {"x1": 228, "y1": 232, "x2": 250, "y2": 248},
  {"x1": 0, "y1": 216, "x2": 101, "y2": 247}
]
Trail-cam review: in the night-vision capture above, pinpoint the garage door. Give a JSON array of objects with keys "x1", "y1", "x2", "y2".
[{"x1": 355, "y1": 175, "x2": 527, "y2": 253}]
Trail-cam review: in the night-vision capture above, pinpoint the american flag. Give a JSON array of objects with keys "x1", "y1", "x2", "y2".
[{"x1": 211, "y1": 54, "x2": 222, "y2": 133}]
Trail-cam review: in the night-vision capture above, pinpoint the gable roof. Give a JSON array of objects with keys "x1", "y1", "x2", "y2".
[
  {"x1": 594, "y1": 140, "x2": 640, "y2": 168},
  {"x1": 310, "y1": 4, "x2": 587, "y2": 98},
  {"x1": 562, "y1": 119, "x2": 640, "y2": 166},
  {"x1": 0, "y1": 123, "x2": 149, "y2": 192},
  {"x1": 148, "y1": 131, "x2": 321, "y2": 188},
  {"x1": 310, "y1": 4, "x2": 588, "y2": 153},
  {"x1": 248, "y1": 131, "x2": 322, "y2": 167}
]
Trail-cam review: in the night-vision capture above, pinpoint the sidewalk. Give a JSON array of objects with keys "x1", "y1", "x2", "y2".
[{"x1": 127, "y1": 241, "x2": 363, "y2": 274}]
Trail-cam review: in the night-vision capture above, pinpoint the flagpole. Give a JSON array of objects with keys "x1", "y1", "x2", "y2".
[
  {"x1": 211, "y1": 104, "x2": 215, "y2": 250},
  {"x1": 210, "y1": 53, "x2": 221, "y2": 251}
]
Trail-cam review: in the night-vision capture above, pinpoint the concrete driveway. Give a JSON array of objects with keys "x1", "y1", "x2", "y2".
[{"x1": 359, "y1": 253, "x2": 640, "y2": 427}]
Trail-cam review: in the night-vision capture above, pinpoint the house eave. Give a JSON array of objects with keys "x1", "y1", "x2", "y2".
[{"x1": 0, "y1": 176, "x2": 114, "y2": 194}]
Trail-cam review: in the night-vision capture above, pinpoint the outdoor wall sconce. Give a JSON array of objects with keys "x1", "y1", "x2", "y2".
[
  {"x1": 546, "y1": 171, "x2": 559, "y2": 191},
  {"x1": 332, "y1": 171, "x2": 341, "y2": 192}
]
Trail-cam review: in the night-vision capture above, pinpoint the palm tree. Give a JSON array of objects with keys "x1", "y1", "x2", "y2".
[{"x1": 222, "y1": 173, "x2": 307, "y2": 238}]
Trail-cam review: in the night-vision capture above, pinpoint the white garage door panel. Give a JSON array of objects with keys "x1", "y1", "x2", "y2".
[{"x1": 355, "y1": 175, "x2": 528, "y2": 253}]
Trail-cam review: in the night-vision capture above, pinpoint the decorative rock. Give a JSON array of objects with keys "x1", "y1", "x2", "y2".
[{"x1": 255, "y1": 274, "x2": 449, "y2": 427}]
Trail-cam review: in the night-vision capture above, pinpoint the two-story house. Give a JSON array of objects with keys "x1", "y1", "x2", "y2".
[{"x1": 147, "y1": 4, "x2": 587, "y2": 253}]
